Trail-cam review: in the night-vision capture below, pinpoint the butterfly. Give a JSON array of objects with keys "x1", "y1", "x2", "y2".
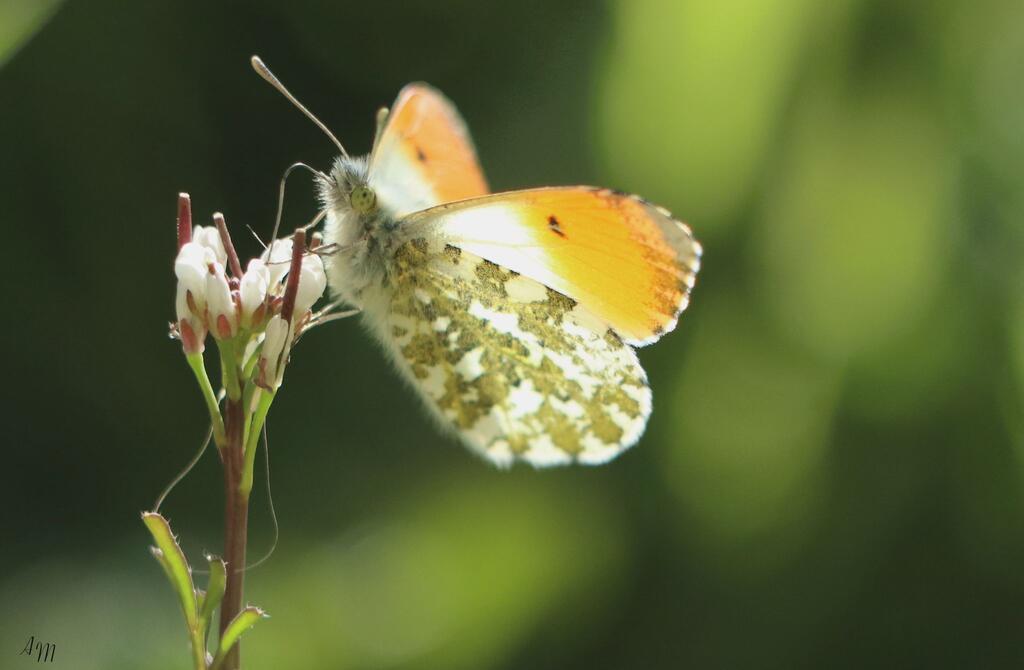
[{"x1": 252, "y1": 57, "x2": 701, "y2": 467}]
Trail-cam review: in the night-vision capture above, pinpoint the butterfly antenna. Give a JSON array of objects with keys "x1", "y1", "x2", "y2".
[
  {"x1": 267, "y1": 162, "x2": 323, "y2": 261},
  {"x1": 251, "y1": 55, "x2": 350, "y2": 159}
]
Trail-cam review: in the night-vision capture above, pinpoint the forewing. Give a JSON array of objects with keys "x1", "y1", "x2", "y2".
[
  {"x1": 398, "y1": 187, "x2": 701, "y2": 346},
  {"x1": 368, "y1": 83, "x2": 489, "y2": 218},
  {"x1": 377, "y1": 237, "x2": 652, "y2": 467}
]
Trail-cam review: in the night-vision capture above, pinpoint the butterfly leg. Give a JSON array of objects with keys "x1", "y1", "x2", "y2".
[{"x1": 308, "y1": 297, "x2": 361, "y2": 327}]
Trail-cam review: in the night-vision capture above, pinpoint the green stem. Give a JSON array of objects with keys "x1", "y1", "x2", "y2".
[
  {"x1": 240, "y1": 342, "x2": 264, "y2": 423},
  {"x1": 189, "y1": 624, "x2": 207, "y2": 670},
  {"x1": 242, "y1": 341, "x2": 263, "y2": 380},
  {"x1": 240, "y1": 389, "x2": 274, "y2": 499},
  {"x1": 186, "y1": 352, "x2": 226, "y2": 447},
  {"x1": 218, "y1": 337, "x2": 243, "y2": 401}
]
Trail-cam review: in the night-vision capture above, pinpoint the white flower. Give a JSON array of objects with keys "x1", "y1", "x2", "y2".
[
  {"x1": 239, "y1": 258, "x2": 270, "y2": 329},
  {"x1": 293, "y1": 253, "x2": 327, "y2": 316},
  {"x1": 260, "y1": 238, "x2": 294, "y2": 288},
  {"x1": 174, "y1": 241, "x2": 214, "y2": 315},
  {"x1": 174, "y1": 283, "x2": 207, "y2": 353},
  {"x1": 259, "y1": 315, "x2": 292, "y2": 389},
  {"x1": 191, "y1": 225, "x2": 227, "y2": 266},
  {"x1": 205, "y1": 261, "x2": 236, "y2": 339},
  {"x1": 174, "y1": 241, "x2": 215, "y2": 353}
]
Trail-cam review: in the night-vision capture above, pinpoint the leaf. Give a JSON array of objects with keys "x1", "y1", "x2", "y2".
[
  {"x1": 199, "y1": 555, "x2": 227, "y2": 635},
  {"x1": 142, "y1": 512, "x2": 199, "y2": 631},
  {"x1": 211, "y1": 606, "x2": 269, "y2": 670},
  {"x1": 0, "y1": 0, "x2": 64, "y2": 68}
]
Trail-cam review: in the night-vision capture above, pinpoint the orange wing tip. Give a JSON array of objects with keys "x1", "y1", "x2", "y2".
[
  {"x1": 573, "y1": 188, "x2": 702, "y2": 347},
  {"x1": 371, "y1": 83, "x2": 488, "y2": 211},
  {"x1": 624, "y1": 205, "x2": 702, "y2": 348}
]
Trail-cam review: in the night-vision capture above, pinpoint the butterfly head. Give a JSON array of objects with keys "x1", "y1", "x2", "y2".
[{"x1": 321, "y1": 155, "x2": 379, "y2": 218}]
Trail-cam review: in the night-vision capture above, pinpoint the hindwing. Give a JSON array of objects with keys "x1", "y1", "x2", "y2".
[{"x1": 376, "y1": 237, "x2": 652, "y2": 467}]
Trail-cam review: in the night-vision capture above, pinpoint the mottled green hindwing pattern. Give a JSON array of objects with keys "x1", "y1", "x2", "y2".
[{"x1": 381, "y1": 237, "x2": 652, "y2": 466}]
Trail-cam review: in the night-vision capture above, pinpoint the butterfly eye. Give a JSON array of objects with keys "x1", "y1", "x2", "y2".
[{"x1": 350, "y1": 185, "x2": 377, "y2": 214}]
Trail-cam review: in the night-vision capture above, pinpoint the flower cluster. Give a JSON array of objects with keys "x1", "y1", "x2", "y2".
[
  {"x1": 157, "y1": 192, "x2": 324, "y2": 670},
  {"x1": 171, "y1": 194, "x2": 327, "y2": 393}
]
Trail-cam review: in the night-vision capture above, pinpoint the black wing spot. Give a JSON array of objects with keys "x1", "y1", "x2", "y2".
[
  {"x1": 415, "y1": 146, "x2": 428, "y2": 162},
  {"x1": 443, "y1": 244, "x2": 462, "y2": 264},
  {"x1": 547, "y1": 215, "x2": 566, "y2": 238}
]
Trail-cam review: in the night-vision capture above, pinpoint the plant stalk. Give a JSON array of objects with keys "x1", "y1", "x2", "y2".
[{"x1": 218, "y1": 397, "x2": 249, "y2": 670}]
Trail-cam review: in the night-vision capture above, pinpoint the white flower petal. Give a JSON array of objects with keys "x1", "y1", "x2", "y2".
[
  {"x1": 175, "y1": 242, "x2": 215, "y2": 312},
  {"x1": 175, "y1": 282, "x2": 193, "y2": 323},
  {"x1": 175, "y1": 283, "x2": 207, "y2": 353},
  {"x1": 205, "y1": 262, "x2": 236, "y2": 338},
  {"x1": 260, "y1": 315, "x2": 292, "y2": 388},
  {"x1": 175, "y1": 243, "x2": 211, "y2": 278},
  {"x1": 192, "y1": 225, "x2": 227, "y2": 265},
  {"x1": 260, "y1": 238, "x2": 294, "y2": 288},
  {"x1": 293, "y1": 254, "x2": 327, "y2": 316},
  {"x1": 239, "y1": 258, "x2": 270, "y2": 324}
]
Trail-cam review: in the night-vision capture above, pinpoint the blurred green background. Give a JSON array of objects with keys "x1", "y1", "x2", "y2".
[{"x1": 3, "y1": 0, "x2": 1023, "y2": 667}]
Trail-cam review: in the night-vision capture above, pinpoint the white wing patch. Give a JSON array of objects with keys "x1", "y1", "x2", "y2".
[
  {"x1": 368, "y1": 143, "x2": 440, "y2": 218},
  {"x1": 375, "y1": 237, "x2": 652, "y2": 467}
]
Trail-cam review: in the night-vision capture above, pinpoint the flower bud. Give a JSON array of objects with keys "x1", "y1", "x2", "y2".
[
  {"x1": 258, "y1": 315, "x2": 292, "y2": 390},
  {"x1": 175, "y1": 283, "x2": 207, "y2": 354},
  {"x1": 173, "y1": 241, "x2": 216, "y2": 353},
  {"x1": 192, "y1": 225, "x2": 227, "y2": 266},
  {"x1": 260, "y1": 238, "x2": 294, "y2": 288},
  {"x1": 293, "y1": 254, "x2": 327, "y2": 317},
  {"x1": 174, "y1": 242, "x2": 214, "y2": 314},
  {"x1": 239, "y1": 258, "x2": 270, "y2": 329},
  {"x1": 205, "y1": 262, "x2": 236, "y2": 339}
]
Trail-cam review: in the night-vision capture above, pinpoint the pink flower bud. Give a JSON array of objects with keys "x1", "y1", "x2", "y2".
[{"x1": 179, "y1": 319, "x2": 204, "y2": 354}]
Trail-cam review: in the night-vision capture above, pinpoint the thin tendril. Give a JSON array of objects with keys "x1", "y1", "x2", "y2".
[
  {"x1": 241, "y1": 424, "x2": 279, "y2": 573},
  {"x1": 189, "y1": 423, "x2": 280, "y2": 576},
  {"x1": 246, "y1": 224, "x2": 268, "y2": 249},
  {"x1": 153, "y1": 425, "x2": 212, "y2": 513}
]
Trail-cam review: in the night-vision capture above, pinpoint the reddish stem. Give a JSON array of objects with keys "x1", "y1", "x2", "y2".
[
  {"x1": 280, "y1": 229, "x2": 306, "y2": 322},
  {"x1": 214, "y1": 212, "x2": 244, "y2": 278},
  {"x1": 177, "y1": 194, "x2": 192, "y2": 249},
  {"x1": 218, "y1": 397, "x2": 249, "y2": 670}
]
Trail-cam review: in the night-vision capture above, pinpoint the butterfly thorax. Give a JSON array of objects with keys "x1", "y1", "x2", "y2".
[{"x1": 319, "y1": 155, "x2": 400, "y2": 310}]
